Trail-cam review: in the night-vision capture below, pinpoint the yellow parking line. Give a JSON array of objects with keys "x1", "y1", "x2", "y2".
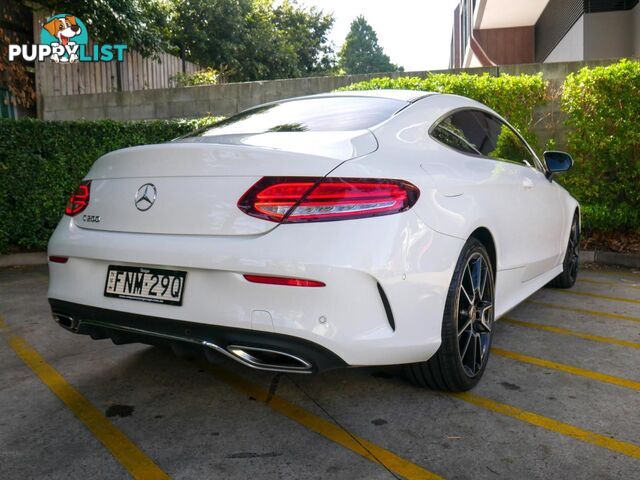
[
  {"x1": 525, "y1": 300, "x2": 640, "y2": 324},
  {"x1": 204, "y1": 364, "x2": 442, "y2": 480},
  {"x1": 554, "y1": 289, "x2": 640, "y2": 305},
  {"x1": 492, "y1": 347, "x2": 640, "y2": 391},
  {"x1": 579, "y1": 278, "x2": 640, "y2": 290},
  {"x1": 0, "y1": 316, "x2": 170, "y2": 480},
  {"x1": 452, "y1": 392, "x2": 640, "y2": 459},
  {"x1": 501, "y1": 317, "x2": 640, "y2": 349}
]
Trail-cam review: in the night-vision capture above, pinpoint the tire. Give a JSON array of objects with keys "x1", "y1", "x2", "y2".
[
  {"x1": 406, "y1": 238, "x2": 495, "y2": 392},
  {"x1": 547, "y1": 213, "x2": 579, "y2": 289}
]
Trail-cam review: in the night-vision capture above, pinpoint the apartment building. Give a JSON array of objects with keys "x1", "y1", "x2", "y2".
[{"x1": 450, "y1": 0, "x2": 640, "y2": 67}]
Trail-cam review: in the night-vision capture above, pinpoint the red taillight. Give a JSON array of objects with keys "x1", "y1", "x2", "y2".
[
  {"x1": 243, "y1": 274, "x2": 325, "y2": 287},
  {"x1": 238, "y1": 177, "x2": 419, "y2": 223},
  {"x1": 65, "y1": 181, "x2": 91, "y2": 216},
  {"x1": 49, "y1": 256, "x2": 69, "y2": 264}
]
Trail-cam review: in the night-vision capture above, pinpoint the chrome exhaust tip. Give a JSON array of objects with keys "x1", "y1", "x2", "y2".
[
  {"x1": 227, "y1": 345, "x2": 312, "y2": 371},
  {"x1": 53, "y1": 313, "x2": 79, "y2": 332},
  {"x1": 202, "y1": 341, "x2": 313, "y2": 374}
]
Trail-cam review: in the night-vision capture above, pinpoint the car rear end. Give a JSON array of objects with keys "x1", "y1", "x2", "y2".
[{"x1": 48, "y1": 94, "x2": 451, "y2": 373}]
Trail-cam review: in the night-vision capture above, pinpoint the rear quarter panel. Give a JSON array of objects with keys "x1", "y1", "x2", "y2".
[
  {"x1": 340, "y1": 95, "x2": 518, "y2": 267},
  {"x1": 338, "y1": 94, "x2": 579, "y2": 317}
]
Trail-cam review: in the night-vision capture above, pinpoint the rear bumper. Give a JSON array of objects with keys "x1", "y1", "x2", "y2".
[
  {"x1": 49, "y1": 299, "x2": 346, "y2": 373},
  {"x1": 48, "y1": 213, "x2": 462, "y2": 366}
]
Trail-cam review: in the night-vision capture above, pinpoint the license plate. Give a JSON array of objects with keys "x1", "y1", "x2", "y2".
[{"x1": 104, "y1": 265, "x2": 186, "y2": 306}]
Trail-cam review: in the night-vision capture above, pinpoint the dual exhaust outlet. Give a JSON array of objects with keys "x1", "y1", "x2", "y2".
[{"x1": 53, "y1": 313, "x2": 312, "y2": 374}]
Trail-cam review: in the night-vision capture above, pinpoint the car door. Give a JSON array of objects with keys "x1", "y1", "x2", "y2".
[
  {"x1": 429, "y1": 109, "x2": 564, "y2": 282},
  {"x1": 483, "y1": 114, "x2": 565, "y2": 281}
]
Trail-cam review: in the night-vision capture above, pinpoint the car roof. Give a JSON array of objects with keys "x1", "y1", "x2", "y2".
[
  {"x1": 238, "y1": 89, "x2": 438, "y2": 115},
  {"x1": 307, "y1": 89, "x2": 437, "y2": 102}
]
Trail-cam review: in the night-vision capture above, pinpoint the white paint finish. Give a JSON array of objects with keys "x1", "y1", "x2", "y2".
[
  {"x1": 48, "y1": 212, "x2": 448, "y2": 366},
  {"x1": 584, "y1": 10, "x2": 635, "y2": 60},
  {"x1": 48, "y1": 90, "x2": 578, "y2": 368},
  {"x1": 308, "y1": 90, "x2": 432, "y2": 102},
  {"x1": 80, "y1": 132, "x2": 378, "y2": 236},
  {"x1": 78, "y1": 176, "x2": 274, "y2": 236},
  {"x1": 251, "y1": 310, "x2": 275, "y2": 333},
  {"x1": 477, "y1": 0, "x2": 549, "y2": 29},
  {"x1": 88, "y1": 132, "x2": 378, "y2": 179},
  {"x1": 545, "y1": 16, "x2": 584, "y2": 63},
  {"x1": 341, "y1": 92, "x2": 575, "y2": 299},
  {"x1": 494, "y1": 263, "x2": 562, "y2": 318}
]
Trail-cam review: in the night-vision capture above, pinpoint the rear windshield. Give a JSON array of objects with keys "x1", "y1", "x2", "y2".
[{"x1": 187, "y1": 97, "x2": 407, "y2": 136}]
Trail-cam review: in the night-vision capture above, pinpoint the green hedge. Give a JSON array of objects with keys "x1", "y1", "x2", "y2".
[
  {"x1": 171, "y1": 68, "x2": 220, "y2": 87},
  {"x1": 338, "y1": 72, "x2": 548, "y2": 148},
  {"x1": 560, "y1": 59, "x2": 640, "y2": 232},
  {"x1": 0, "y1": 118, "x2": 219, "y2": 253}
]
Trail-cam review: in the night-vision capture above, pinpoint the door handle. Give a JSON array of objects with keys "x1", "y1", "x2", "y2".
[{"x1": 522, "y1": 178, "x2": 535, "y2": 190}]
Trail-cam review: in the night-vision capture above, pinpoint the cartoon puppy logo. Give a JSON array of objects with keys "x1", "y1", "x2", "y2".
[
  {"x1": 43, "y1": 15, "x2": 82, "y2": 63},
  {"x1": 8, "y1": 14, "x2": 125, "y2": 64}
]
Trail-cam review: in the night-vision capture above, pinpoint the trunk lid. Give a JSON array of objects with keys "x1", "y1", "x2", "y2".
[{"x1": 76, "y1": 131, "x2": 377, "y2": 236}]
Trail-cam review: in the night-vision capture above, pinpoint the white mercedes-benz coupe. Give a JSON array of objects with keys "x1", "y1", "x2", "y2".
[{"x1": 48, "y1": 90, "x2": 579, "y2": 391}]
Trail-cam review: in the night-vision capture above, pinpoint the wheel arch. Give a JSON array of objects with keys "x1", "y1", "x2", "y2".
[
  {"x1": 469, "y1": 227, "x2": 497, "y2": 279},
  {"x1": 563, "y1": 198, "x2": 581, "y2": 250}
]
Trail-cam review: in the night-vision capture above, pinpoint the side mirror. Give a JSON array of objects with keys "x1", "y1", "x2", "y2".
[{"x1": 544, "y1": 151, "x2": 573, "y2": 179}]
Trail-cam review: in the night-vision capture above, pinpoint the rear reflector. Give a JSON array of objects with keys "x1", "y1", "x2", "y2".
[
  {"x1": 65, "y1": 181, "x2": 91, "y2": 216},
  {"x1": 49, "y1": 256, "x2": 69, "y2": 264},
  {"x1": 243, "y1": 274, "x2": 325, "y2": 287},
  {"x1": 238, "y1": 177, "x2": 419, "y2": 223}
]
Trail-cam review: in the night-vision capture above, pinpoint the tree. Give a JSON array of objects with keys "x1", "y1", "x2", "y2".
[
  {"x1": 272, "y1": 0, "x2": 335, "y2": 77},
  {"x1": 167, "y1": 0, "x2": 335, "y2": 81},
  {"x1": 339, "y1": 16, "x2": 401, "y2": 74},
  {"x1": 23, "y1": 0, "x2": 168, "y2": 56},
  {"x1": 13, "y1": 0, "x2": 335, "y2": 85},
  {"x1": 163, "y1": 0, "x2": 253, "y2": 78}
]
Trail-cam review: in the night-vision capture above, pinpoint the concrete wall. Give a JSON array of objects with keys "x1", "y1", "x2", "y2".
[
  {"x1": 42, "y1": 68, "x2": 498, "y2": 121},
  {"x1": 545, "y1": 16, "x2": 584, "y2": 63},
  {"x1": 584, "y1": 9, "x2": 635, "y2": 60},
  {"x1": 634, "y1": 3, "x2": 640, "y2": 55},
  {"x1": 41, "y1": 59, "x2": 627, "y2": 148},
  {"x1": 40, "y1": 59, "x2": 626, "y2": 150}
]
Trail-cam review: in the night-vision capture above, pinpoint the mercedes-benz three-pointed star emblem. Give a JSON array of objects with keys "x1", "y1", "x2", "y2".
[{"x1": 135, "y1": 183, "x2": 157, "y2": 211}]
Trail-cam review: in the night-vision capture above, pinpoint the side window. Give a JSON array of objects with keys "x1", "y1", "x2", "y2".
[
  {"x1": 431, "y1": 110, "x2": 497, "y2": 156},
  {"x1": 487, "y1": 118, "x2": 538, "y2": 167},
  {"x1": 431, "y1": 109, "x2": 538, "y2": 168},
  {"x1": 431, "y1": 113, "x2": 481, "y2": 155}
]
